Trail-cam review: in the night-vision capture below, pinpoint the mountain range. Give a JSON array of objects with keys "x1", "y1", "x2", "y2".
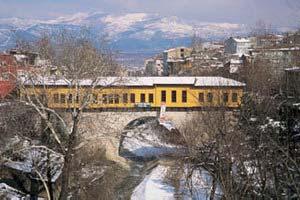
[{"x1": 0, "y1": 12, "x2": 250, "y2": 53}]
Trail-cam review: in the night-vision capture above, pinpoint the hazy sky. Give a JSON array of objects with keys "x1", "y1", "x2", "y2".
[{"x1": 0, "y1": 0, "x2": 299, "y2": 27}]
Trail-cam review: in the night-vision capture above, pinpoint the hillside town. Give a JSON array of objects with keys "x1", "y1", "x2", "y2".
[
  {"x1": 0, "y1": 1, "x2": 300, "y2": 200},
  {"x1": 143, "y1": 32, "x2": 300, "y2": 78}
]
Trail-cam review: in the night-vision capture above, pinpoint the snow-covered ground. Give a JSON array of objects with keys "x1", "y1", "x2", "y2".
[
  {"x1": 131, "y1": 164, "x2": 222, "y2": 200},
  {"x1": 119, "y1": 117, "x2": 222, "y2": 199},
  {"x1": 0, "y1": 183, "x2": 45, "y2": 200},
  {"x1": 119, "y1": 117, "x2": 185, "y2": 160},
  {"x1": 131, "y1": 165, "x2": 174, "y2": 200},
  {"x1": 0, "y1": 183, "x2": 26, "y2": 200}
]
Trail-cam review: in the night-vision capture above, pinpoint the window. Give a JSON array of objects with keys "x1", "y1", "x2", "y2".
[
  {"x1": 68, "y1": 94, "x2": 73, "y2": 103},
  {"x1": 182, "y1": 90, "x2": 187, "y2": 103},
  {"x1": 140, "y1": 93, "x2": 146, "y2": 103},
  {"x1": 108, "y1": 94, "x2": 114, "y2": 104},
  {"x1": 75, "y1": 95, "x2": 79, "y2": 104},
  {"x1": 103, "y1": 94, "x2": 107, "y2": 104},
  {"x1": 123, "y1": 93, "x2": 128, "y2": 103},
  {"x1": 207, "y1": 93, "x2": 213, "y2": 103},
  {"x1": 149, "y1": 93, "x2": 154, "y2": 103},
  {"x1": 54, "y1": 93, "x2": 59, "y2": 103},
  {"x1": 130, "y1": 93, "x2": 135, "y2": 103},
  {"x1": 161, "y1": 90, "x2": 166, "y2": 102},
  {"x1": 223, "y1": 93, "x2": 228, "y2": 103},
  {"x1": 171, "y1": 90, "x2": 177, "y2": 103},
  {"x1": 92, "y1": 94, "x2": 97, "y2": 103},
  {"x1": 114, "y1": 94, "x2": 119, "y2": 104},
  {"x1": 232, "y1": 93, "x2": 238, "y2": 102},
  {"x1": 198, "y1": 93, "x2": 204, "y2": 102},
  {"x1": 60, "y1": 94, "x2": 66, "y2": 103},
  {"x1": 180, "y1": 49, "x2": 185, "y2": 58}
]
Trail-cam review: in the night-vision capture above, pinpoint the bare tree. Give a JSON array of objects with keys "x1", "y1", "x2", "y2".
[
  {"x1": 251, "y1": 20, "x2": 273, "y2": 37},
  {"x1": 17, "y1": 30, "x2": 123, "y2": 199},
  {"x1": 181, "y1": 91, "x2": 300, "y2": 199}
]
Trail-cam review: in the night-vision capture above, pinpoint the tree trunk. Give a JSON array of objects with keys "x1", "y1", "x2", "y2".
[
  {"x1": 47, "y1": 151, "x2": 54, "y2": 200},
  {"x1": 59, "y1": 113, "x2": 79, "y2": 200},
  {"x1": 210, "y1": 175, "x2": 217, "y2": 200},
  {"x1": 30, "y1": 179, "x2": 39, "y2": 200}
]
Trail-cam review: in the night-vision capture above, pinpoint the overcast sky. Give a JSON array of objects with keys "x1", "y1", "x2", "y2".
[{"x1": 0, "y1": 0, "x2": 299, "y2": 27}]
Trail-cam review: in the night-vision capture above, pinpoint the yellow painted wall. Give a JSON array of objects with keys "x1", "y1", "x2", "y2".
[{"x1": 21, "y1": 85, "x2": 243, "y2": 109}]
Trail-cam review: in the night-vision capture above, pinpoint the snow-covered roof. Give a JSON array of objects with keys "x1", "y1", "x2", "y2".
[
  {"x1": 285, "y1": 67, "x2": 300, "y2": 72},
  {"x1": 251, "y1": 47, "x2": 300, "y2": 52},
  {"x1": 233, "y1": 38, "x2": 251, "y2": 43},
  {"x1": 22, "y1": 76, "x2": 246, "y2": 87},
  {"x1": 233, "y1": 53, "x2": 250, "y2": 57},
  {"x1": 14, "y1": 54, "x2": 27, "y2": 62},
  {"x1": 230, "y1": 59, "x2": 243, "y2": 64},
  {"x1": 163, "y1": 46, "x2": 188, "y2": 53},
  {"x1": 167, "y1": 59, "x2": 185, "y2": 62}
]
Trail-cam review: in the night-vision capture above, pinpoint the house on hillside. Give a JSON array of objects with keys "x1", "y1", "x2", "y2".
[
  {"x1": 163, "y1": 47, "x2": 192, "y2": 75},
  {"x1": 285, "y1": 67, "x2": 300, "y2": 99},
  {"x1": 0, "y1": 53, "x2": 36, "y2": 100},
  {"x1": 283, "y1": 32, "x2": 300, "y2": 46},
  {"x1": 9, "y1": 49, "x2": 50, "y2": 67},
  {"x1": 249, "y1": 47, "x2": 300, "y2": 76},
  {"x1": 0, "y1": 54, "x2": 18, "y2": 99},
  {"x1": 255, "y1": 34, "x2": 284, "y2": 48},
  {"x1": 145, "y1": 58, "x2": 163, "y2": 76},
  {"x1": 228, "y1": 59, "x2": 244, "y2": 74},
  {"x1": 224, "y1": 37, "x2": 253, "y2": 55}
]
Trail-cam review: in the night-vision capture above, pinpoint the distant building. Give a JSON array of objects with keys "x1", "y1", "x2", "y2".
[
  {"x1": 0, "y1": 53, "x2": 38, "y2": 99},
  {"x1": 163, "y1": 47, "x2": 192, "y2": 75},
  {"x1": 0, "y1": 54, "x2": 18, "y2": 99},
  {"x1": 145, "y1": 58, "x2": 163, "y2": 76},
  {"x1": 249, "y1": 47, "x2": 300, "y2": 75},
  {"x1": 224, "y1": 37, "x2": 253, "y2": 55},
  {"x1": 228, "y1": 59, "x2": 244, "y2": 74},
  {"x1": 255, "y1": 34, "x2": 284, "y2": 48},
  {"x1": 9, "y1": 49, "x2": 50, "y2": 67},
  {"x1": 126, "y1": 67, "x2": 145, "y2": 76},
  {"x1": 284, "y1": 67, "x2": 300, "y2": 99},
  {"x1": 283, "y1": 32, "x2": 300, "y2": 46}
]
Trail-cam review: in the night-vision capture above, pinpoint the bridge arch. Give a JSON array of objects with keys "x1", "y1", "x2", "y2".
[{"x1": 78, "y1": 110, "x2": 201, "y2": 163}]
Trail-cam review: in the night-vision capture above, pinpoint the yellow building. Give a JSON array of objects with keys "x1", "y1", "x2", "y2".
[{"x1": 21, "y1": 76, "x2": 245, "y2": 110}]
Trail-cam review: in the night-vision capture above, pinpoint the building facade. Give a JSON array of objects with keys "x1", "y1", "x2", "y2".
[
  {"x1": 145, "y1": 59, "x2": 163, "y2": 76},
  {"x1": 224, "y1": 37, "x2": 253, "y2": 55},
  {"x1": 163, "y1": 47, "x2": 192, "y2": 75},
  {"x1": 21, "y1": 76, "x2": 245, "y2": 110}
]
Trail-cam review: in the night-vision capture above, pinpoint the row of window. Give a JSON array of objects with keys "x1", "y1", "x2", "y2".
[
  {"x1": 50, "y1": 91, "x2": 238, "y2": 104},
  {"x1": 198, "y1": 92, "x2": 238, "y2": 103},
  {"x1": 167, "y1": 90, "x2": 187, "y2": 103},
  {"x1": 52, "y1": 93, "x2": 155, "y2": 104}
]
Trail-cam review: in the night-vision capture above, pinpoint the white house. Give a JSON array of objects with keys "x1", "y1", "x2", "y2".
[{"x1": 224, "y1": 37, "x2": 253, "y2": 55}]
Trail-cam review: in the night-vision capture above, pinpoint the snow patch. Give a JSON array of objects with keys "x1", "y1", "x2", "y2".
[
  {"x1": 121, "y1": 123, "x2": 180, "y2": 159},
  {"x1": 131, "y1": 165, "x2": 222, "y2": 200},
  {"x1": 131, "y1": 165, "x2": 174, "y2": 200}
]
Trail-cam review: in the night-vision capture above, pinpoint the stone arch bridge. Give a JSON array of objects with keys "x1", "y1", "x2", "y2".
[
  {"x1": 80, "y1": 111, "x2": 198, "y2": 137},
  {"x1": 77, "y1": 110, "x2": 233, "y2": 164}
]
